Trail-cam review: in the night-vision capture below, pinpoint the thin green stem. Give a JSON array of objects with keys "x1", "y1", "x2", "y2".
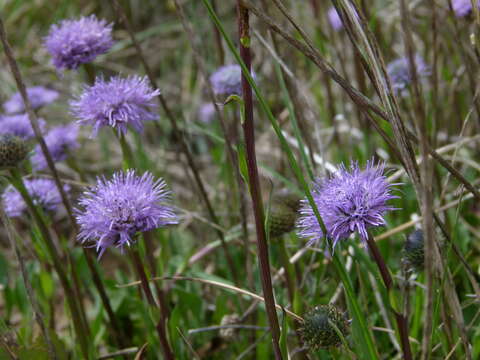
[{"x1": 8, "y1": 169, "x2": 92, "y2": 359}]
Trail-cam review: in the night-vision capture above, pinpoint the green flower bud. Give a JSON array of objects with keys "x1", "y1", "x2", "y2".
[
  {"x1": 301, "y1": 305, "x2": 349, "y2": 349},
  {"x1": 267, "y1": 191, "x2": 301, "y2": 238},
  {"x1": 403, "y1": 229, "x2": 424, "y2": 271},
  {"x1": 0, "y1": 135, "x2": 29, "y2": 169}
]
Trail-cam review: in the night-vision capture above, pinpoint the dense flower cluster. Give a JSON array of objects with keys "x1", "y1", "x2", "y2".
[
  {"x1": 32, "y1": 124, "x2": 79, "y2": 170},
  {"x1": 297, "y1": 160, "x2": 396, "y2": 249},
  {"x1": 2, "y1": 178, "x2": 69, "y2": 218},
  {"x1": 0, "y1": 114, "x2": 46, "y2": 140},
  {"x1": 44, "y1": 15, "x2": 113, "y2": 70},
  {"x1": 71, "y1": 76, "x2": 160, "y2": 136},
  {"x1": 75, "y1": 170, "x2": 178, "y2": 257},
  {"x1": 386, "y1": 55, "x2": 430, "y2": 94},
  {"x1": 3, "y1": 86, "x2": 59, "y2": 114}
]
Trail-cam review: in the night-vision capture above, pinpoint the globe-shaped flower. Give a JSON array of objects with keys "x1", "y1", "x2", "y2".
[
  {"x1": 297, "y1": 160, "x2": 397, "y2": 249},
  {"x1": 210, "y1": 64, "x2": 258, "y2": 98},
  {"x1": 386, "y1": 55, "x2": 430, "y2": 94},
  {"x1": 452, "y1": 0, "x2": 480, "y2": 17},
  {"x1": 31, "y1": 124, "x2": 79, "y2": 170},
  {"x1": 198, "y1": 103, "x2": 216, "y2": 123},
  {"x1": 3, "y1": 86, "x2": 59, "y2": 114},
  {"x1": 71, "y1": 76, "x2": 160, "y2": 136},
  {"x1": 2, "y1": 178, "x2": 69, "y2": 218},
  {"x1": 75, "y1": 170, "x2": 178, "y2": 257},
  {"x1": 0, "y1": 114, "x2": 46, "y2": 140},
  {"x1": 44, "y1": 15, "x2": 114, "y2": 70}
]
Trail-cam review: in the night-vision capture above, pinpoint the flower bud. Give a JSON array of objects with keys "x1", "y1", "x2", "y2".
[
  {"x1": 0, "y1": 134, "x2": 29, "y2": 169},
  {"x1": 268, "y1": 192, "x2": 301, "y2": 238},
  {"x1": 403, "y1": 229, "x2": 424, "y2": 271},
  {"x1": 301, "y1": 305, "x2": 349, "y2": 349}
]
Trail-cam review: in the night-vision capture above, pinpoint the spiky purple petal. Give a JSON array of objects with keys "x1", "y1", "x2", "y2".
[
  {"x1": 297, "y1": 160, "x2": 397, "y2": 249},
  {"x1": 44, "y1": 15, "x2": 113, "y2": 70},
  {"x1": 70, "y1": 75, "x2": 160, "y2": 136},
  {"x1": 75, "y1": 170, "x2": 178, "y2": 257}
]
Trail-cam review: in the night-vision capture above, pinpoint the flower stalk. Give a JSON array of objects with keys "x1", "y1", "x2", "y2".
[{"x1": 236, "y1": 3, "x2": 283, "y2": 359}]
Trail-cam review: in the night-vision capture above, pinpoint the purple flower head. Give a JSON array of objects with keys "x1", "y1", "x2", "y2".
[
  {"x1": 2, "y1": 178, "x2": 69, "y2": 218},
  {"x1": 297, "y1": 160, "x2": 397, "y2": 249},
  {"x1": 71, "y1": 75, "x2": 160, "y2": 136},
  {"x1": 210, "y1": 64, "x2": 256, "y2": 97},
  {"x1": 198, "y1": 103, "x2": 216, "y2": 123},
  {"x1": 328, "y1": 7, "x2": 344, "y2": 31},
  {"x1": 4, "y1": 86, "x2": 59, "y2": 114},
  {"x1": 44, "y1": 15, "x2": 113, "y2": 70},
  {"x1": 386, "y1": 55, "x2": 430, "y2": 94},
  {"x1": 0, "y1": 114, "x2": 46, "y2": 140},
  {"x1": 75, "y1": 170, "x2": 178, "y2": 257},
  {"x1": 31, "y1": 124, "x2": 79, "y2": 170},
  {"x1": 452, "y1": 0, "x2": 480, "y2": 17}
]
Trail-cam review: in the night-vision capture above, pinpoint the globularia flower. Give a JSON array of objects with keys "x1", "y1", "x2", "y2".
[
  {"x1": 2, "y1": 178, "x2": 69, "y2": 218},
  {"x1": 297, "y1": 160, "x2": 397, "y2": 249},
  {"x1": 386, "y1": 55, "x2": 430, "y2": 94},
  {"x1": 198, "y1": 103, "x2": 216, "y2": 123},
  {"x1": 44, "y1": 15, "x2": 113, "y2": 70},
  {"x1": 75, "y1": 170, "x2": 178, "y2": 257},
  {"x1": 31, "y1": 124, "x2": 79, "y2": 170},
  {"x1": 0, "y1": 114, "x2": 46, "y2": 140},
  {"x1": 210, "y1": 64, "x2": 255, "y2": 97},
  {"x1": 452, "y1": 0, "x2": 480, "y2": 17},
  {"x1": 71, "y1": 76, "x2": 160, "y2": 136},
  {"x1": 3, "y1": 86, "x2": 59, "y2": 114}
]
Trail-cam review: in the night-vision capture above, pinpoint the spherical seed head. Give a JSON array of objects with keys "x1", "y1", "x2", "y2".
[
  {"x1": 44, "y1": 15, "x2": 114, "y2": 70},
  {"x1": 31, "y1": 124, "x2": 79, "y2": 171},
  {"x1": 0, "y1": 135, "x2": 29, "y2": 169},
  {"x1": 386, "y1": 55, "x2": 430, "y2": 94},
  {"x1": 301, "y1": 305, "x2": 349, "y2": 349},
  {"x1": 403, "y1": 229, "x2": 424, "y2": 270},
  {"x1": 0, "y1": 114, "x2": 46, "y2": 140},
  {"x1": 75, "y1": 170, "x2": 178, "y2": 257},
  {"x1": 2, "y1": 178, "x2": 69, "y2": 218},
  {"x1": 3, "y1": 86, "x2": 59, "y2": 114},
  {"x1": 297, "y1": 160, "x2": 397, "y2": 249},
  {"x1": 71, "y1": 75, "x2": 160, "y2": 137}
]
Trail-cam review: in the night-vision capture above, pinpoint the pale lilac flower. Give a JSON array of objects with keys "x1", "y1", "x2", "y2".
[
  {"x1": 31, "y1": 124, "x2": 79, "y2": 170},
  {"x1": 0, "y1": 114, "x2": 46, "y2": 139},
  {"x1": 452, "y1": 0, "x2": 480, "y2": 17},
  {"x1": 198, "y1": 103, "x2": 216, "y2": 123},
  {"x1": 386, "y1": 55, "x2": 430, "y2": 94},
  {"x1": 44, "y1": 15, "x2": 113, "y2": 70},
  {"x1": 328, "y1": 7, "x2": 344, "y2": 31},
  {"x1": 3, "y1": 86, "x2": 59, "y2": 114},
  {"x1": 297, "y1": 160, "x2": 397, "y2": 249},
  {"x1": 71, "y1": 76, "x2": 160, "y2": 136},
  {"x1": 75, "y1": 170, "x2": 178, "y2": 257},
  {"x1": 2, "y1": 178, "x2": 69, "y2": 218},
  {"x1": 210, "y1": 64, "x2": 257, "y2": 97}
]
